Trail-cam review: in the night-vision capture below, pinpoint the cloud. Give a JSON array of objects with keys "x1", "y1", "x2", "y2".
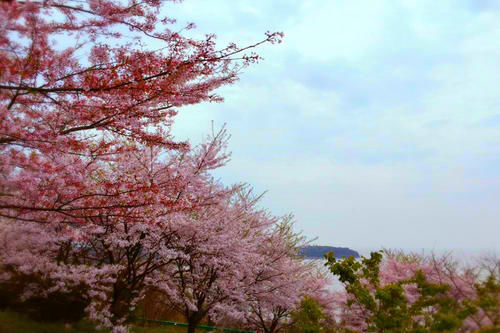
[{"x1": 169, "y1": 0, "x2": 500, "y2": 252}]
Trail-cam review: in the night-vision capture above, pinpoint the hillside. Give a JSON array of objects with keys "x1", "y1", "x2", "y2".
[{"x1": 299, "y1": 245, "x2": 360, "y2": 259}]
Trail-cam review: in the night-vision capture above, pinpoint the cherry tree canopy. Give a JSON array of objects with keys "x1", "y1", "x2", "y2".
[{"x1": 0, "y1": 1, "x2": 287, "y2": 332}]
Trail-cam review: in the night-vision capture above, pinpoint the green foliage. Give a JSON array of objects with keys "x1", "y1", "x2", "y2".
[
  {"x1": 472, "y1": 274, "x2": 500, "y2": 331},
  {"x1": 289, "y1": 296, "x2": 324, "y2": 333},
  {"x1": 325, "y1": 251, "x2": 475, "y2": 333}
]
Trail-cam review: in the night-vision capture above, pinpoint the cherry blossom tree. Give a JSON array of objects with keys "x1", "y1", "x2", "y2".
[
  {"x1": 242, "y1": 219, "x2": 334, "y2": 333},
  {"x1": 149, "y1": 188, "x2": 272, "y2": 333},
  {"x1": 0, "y1": 0, "x2": 281, "y2": 228},
  {"x1": 147, "y1": 198, "x2": 333, "y2": 333},
  {"x1": 243, "y1": 268, "x2": 333, "y2": 333},
  {"x1": 0, "y1": 2, "x2": 283, "y2": 331},
  {"x1": 0, "y1": 128, "x2": 235, "y2": 331}
]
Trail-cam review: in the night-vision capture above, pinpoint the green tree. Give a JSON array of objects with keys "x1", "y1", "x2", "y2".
[
  {"x1": 472, "y1": 274, "x2": 500, "y2": 332},
  {"x1": 325, "y1": 251, "x2": 476, "y2": 333},
  {"x1": 289, "y1": 296, "x2": 324, "y2": 333}
]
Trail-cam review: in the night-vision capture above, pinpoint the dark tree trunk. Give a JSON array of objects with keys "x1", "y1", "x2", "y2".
[
  {"x1": 187, "y1": 322, "x2": 197, "y2": 333},
  {"x1": 187, "y1": 311, "x2": 204, "y2": 333},
  {"x1": 110, "y1": 282, "x2": 134, "y2": 324}
]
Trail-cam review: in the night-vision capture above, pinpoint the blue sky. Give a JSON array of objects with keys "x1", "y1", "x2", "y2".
[{"x1": 166, "y1": 1, "x2": 500, "y2": 253}]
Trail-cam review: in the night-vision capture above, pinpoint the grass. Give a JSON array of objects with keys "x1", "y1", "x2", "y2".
[
  {"x1": 0, "y1": 310, "x2": 214, "y2": 333},
  {"x1": 0, "y1": 310, "x2": 104, "y2": 333}
]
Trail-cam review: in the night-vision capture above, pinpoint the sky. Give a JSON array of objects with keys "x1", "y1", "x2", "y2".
[{"x1": 163, "y1": 0, "x2": 500, "y2": 253}]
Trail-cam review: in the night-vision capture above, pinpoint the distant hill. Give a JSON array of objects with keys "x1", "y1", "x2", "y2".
[{"x1": 299, "y1": 245, "x2": 360, "y2": 259}]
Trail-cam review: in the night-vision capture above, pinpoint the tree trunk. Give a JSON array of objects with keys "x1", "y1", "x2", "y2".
[
  {"x1": 187, "y1": 322, "x2": 197, "y2": 333},
  {"x1": 187, "y1": 312, "x2": 204, "y2": 333},
  {"x1": 110, "y1": 283, "x2": 134, "y2": 324}
]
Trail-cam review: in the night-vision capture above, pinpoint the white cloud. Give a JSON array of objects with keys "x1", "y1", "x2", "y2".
[{"x1": 169, "y1": 0, "x2": 500, "y2": 253}]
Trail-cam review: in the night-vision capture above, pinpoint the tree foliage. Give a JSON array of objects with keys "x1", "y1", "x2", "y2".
[
  {"x1": 325, "y1": 251, "x2": 500, "y2": 333},
  {"x1": 289, "y1": 296, "x2": 324, "y2": 333},
  {"x1": 0, "y1": 1, "x2": 312, "y2": 332}
]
